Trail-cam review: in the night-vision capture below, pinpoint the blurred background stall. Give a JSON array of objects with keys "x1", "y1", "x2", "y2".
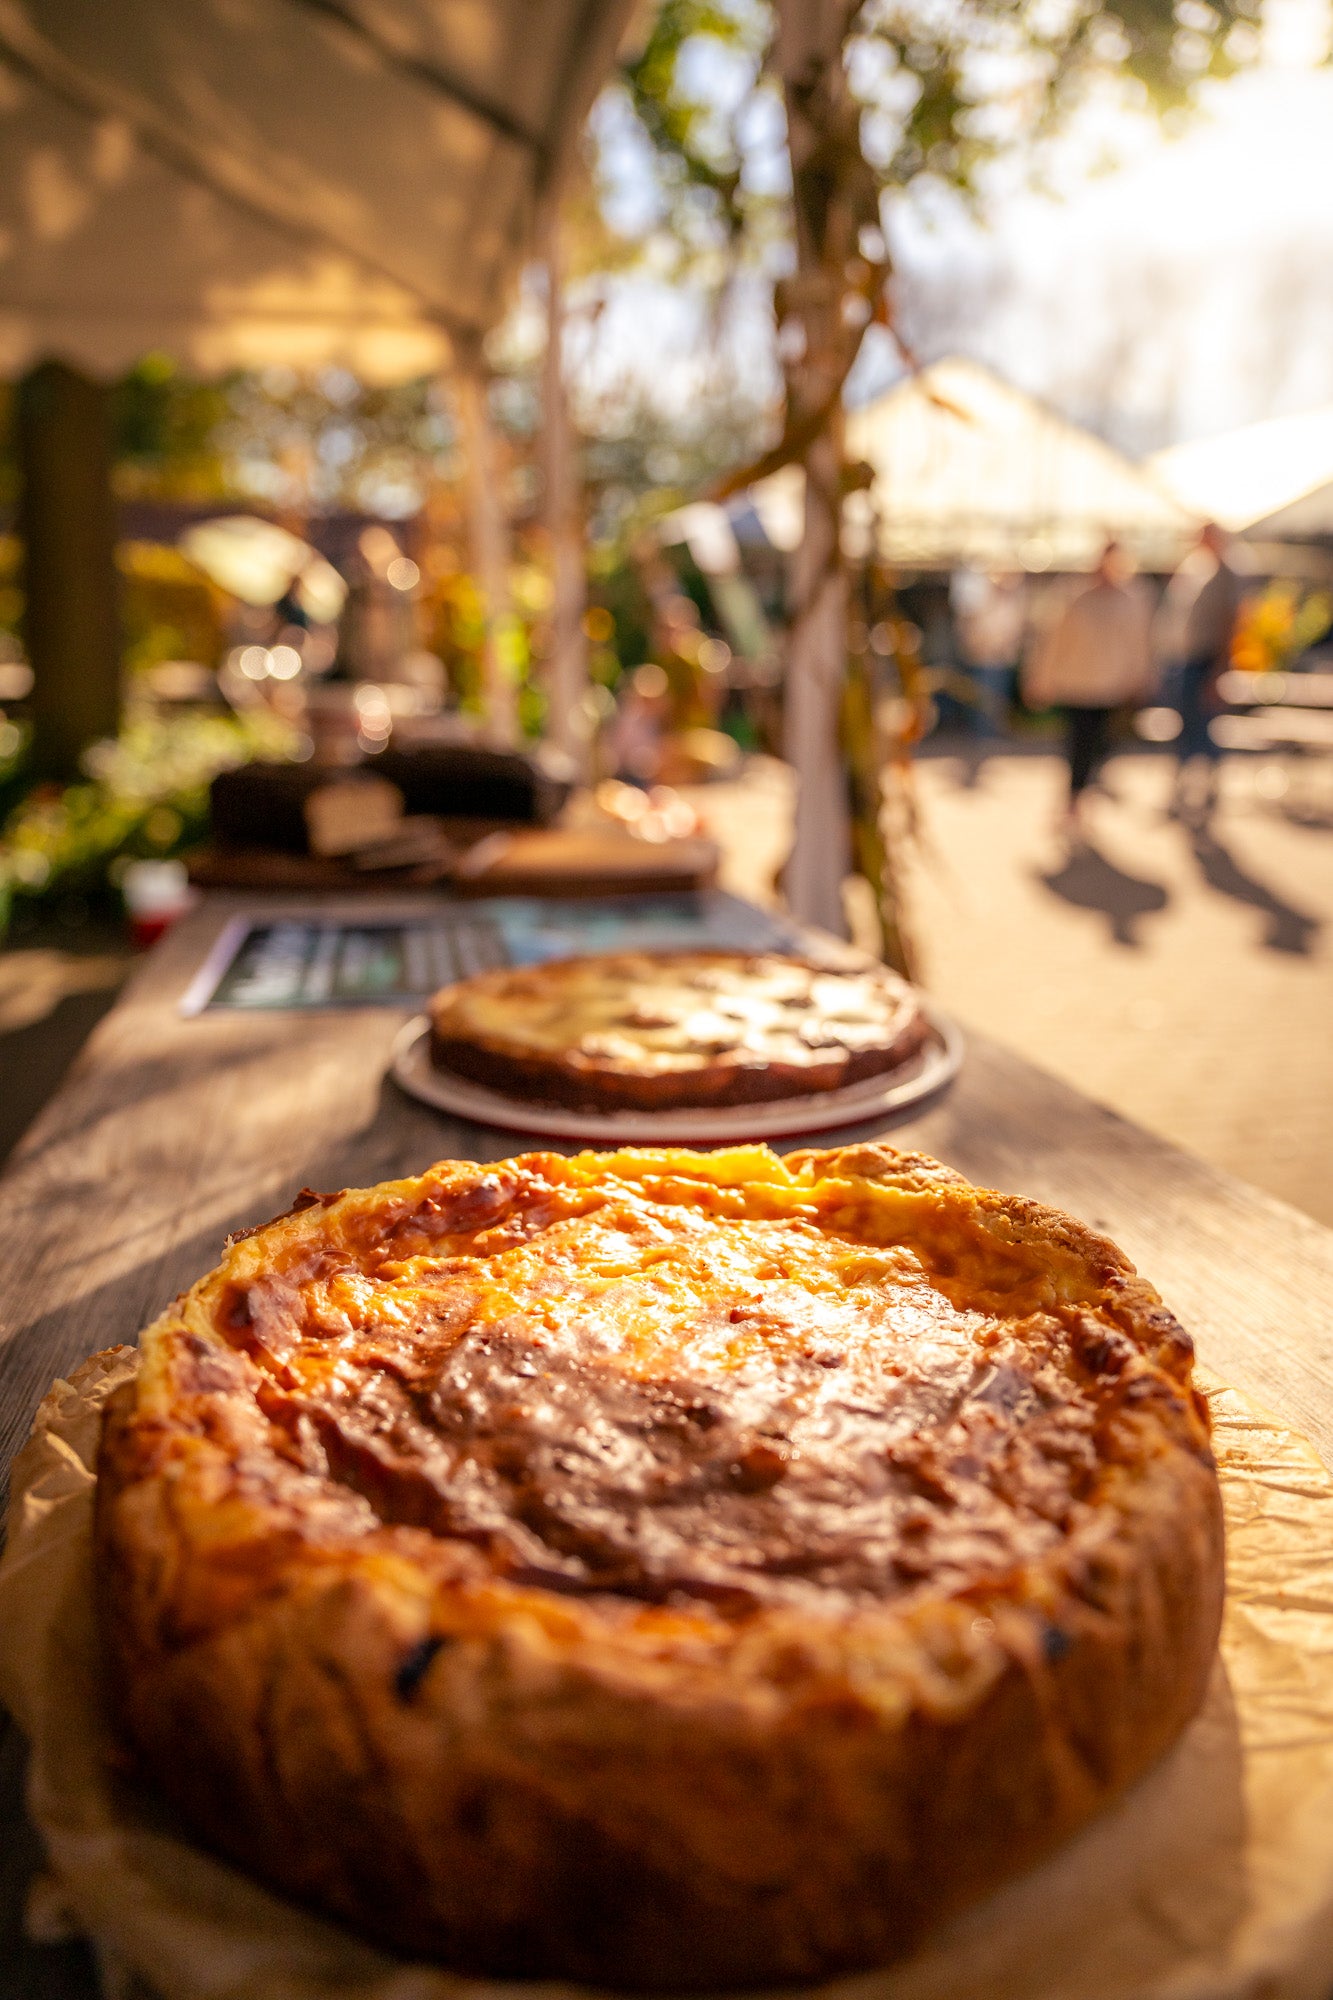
[{"x1": 0, "y1": 0, "x2": 1330, "y2": 1223}]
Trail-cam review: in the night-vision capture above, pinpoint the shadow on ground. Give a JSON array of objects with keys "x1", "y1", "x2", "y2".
[
  {"x1": 1035, "y1": 839, "x2": 1170, "y2": 947},
  {"x1": 1191, "y1": 828, "x2": 1321, "y2": 955},
  {"x1": 918, "y1": 733, "x2": 1059, "y2": 795}
]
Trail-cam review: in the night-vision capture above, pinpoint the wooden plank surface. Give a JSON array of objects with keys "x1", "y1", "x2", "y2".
[
  {"x1": 3, "y1": 892, "x2": 1332, "y2": 1482},
  {"x1": 2, "y1": 890, "x2": 1332, "y2": 2000}
]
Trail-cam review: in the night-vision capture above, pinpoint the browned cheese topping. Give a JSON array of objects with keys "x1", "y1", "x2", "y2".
[{"x1": 149, "y1": 1150, "x2": 1204, "y2": 1624}]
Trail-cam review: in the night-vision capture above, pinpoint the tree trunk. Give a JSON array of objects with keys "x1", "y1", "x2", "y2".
[
  {"x1": 453, "y1": 359, "x2": 518, "y2": 747},
  {"x1": 540, "y1": 211, "x2": 590, "y2": 776},
  {"x1": 17, "y1": 359, "x2": 120, "y2": 780},
  {"x1": 773, "y1": 0, "x2": 860, "y2": 936},
  {"x1": 783, "y1": 418, "x2": 851, "y2": 931}
]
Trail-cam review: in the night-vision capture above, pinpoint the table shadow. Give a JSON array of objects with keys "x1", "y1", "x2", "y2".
[
  {"x1": 1035, "y1": 840, "x2": 1170, "y2": 948},
  {"x1": 7, "y1": 1023, "x2": 309, "y2": 1168}
]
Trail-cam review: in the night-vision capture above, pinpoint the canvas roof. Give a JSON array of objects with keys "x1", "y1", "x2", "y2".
[
  {"x1": 1147, "y1": 403, "x2": 1333, "y2": 534},
  {"x1": 843, "y1": 358, "x2": 1195, "y2": 573},
  {"x1": 0, "y1": 0, "x2": 634, "y2": 381},
  {"x1": 1247, "y1": 480, "x2": 1333, "y2": 543}
]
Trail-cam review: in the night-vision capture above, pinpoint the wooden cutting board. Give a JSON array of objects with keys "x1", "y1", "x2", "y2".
[{"x1": 187, "y1": 827, "x2": 720, "y2": 898}]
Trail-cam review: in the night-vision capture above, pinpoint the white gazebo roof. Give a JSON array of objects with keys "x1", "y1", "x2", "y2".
[
  {"x1": 0, "y1": 0, "x2": 634, "y2": 380},
  {"x1": 844, "y1": 358, "x2": 1195, "y2": 572}
]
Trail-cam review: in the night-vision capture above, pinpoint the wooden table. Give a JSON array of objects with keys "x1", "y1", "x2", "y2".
[{"x1": 4, "y1": 892, "x2": 1333, "y2": 1998}]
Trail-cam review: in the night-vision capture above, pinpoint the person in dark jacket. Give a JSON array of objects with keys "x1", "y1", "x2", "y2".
[{"x1": 1164, "y1": 522, "x2": 1241, "y2": 819}]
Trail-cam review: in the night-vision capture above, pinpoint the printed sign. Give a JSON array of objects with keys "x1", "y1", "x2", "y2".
[{"x1": 180, "y1": 894, "x2": 798, "y2": 1014}]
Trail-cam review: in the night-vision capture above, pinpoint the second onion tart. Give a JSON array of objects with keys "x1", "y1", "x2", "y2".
[{"x1": 427, "y1": 949, "x2": 932, "y2": 1109}]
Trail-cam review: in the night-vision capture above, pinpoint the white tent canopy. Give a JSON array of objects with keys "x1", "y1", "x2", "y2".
[
  {"x1": 0, "y1": 73, "x2": 452, "y2": 381},
  {"x1": 1148, "y1": 405, "x2": 1333, "y2": 536},
  {"x1": 1247, "y1": 481, "x2": 1333, "y2": 544},
  {"x1": 0, "y1": 0, "x2": 634, "y2": 381},
  {"x1": 844, "y1": 359, "x2": 1195, "y2": 573}
]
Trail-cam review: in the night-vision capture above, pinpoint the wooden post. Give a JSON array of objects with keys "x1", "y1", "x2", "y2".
[
  {"x1": 17, "y1": 359, "x2": 120, "y2": 779},
  {"x1": 453, "y1": 357, "x2": 519, "y2": 747},
  {"x1": 540, "y1": 209, "x2": 590, "y2": 775}
]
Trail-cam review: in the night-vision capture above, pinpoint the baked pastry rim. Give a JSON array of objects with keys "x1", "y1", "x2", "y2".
[{"x1": 94, "y1": 1142, "x2": 1226, "y2": 1989}]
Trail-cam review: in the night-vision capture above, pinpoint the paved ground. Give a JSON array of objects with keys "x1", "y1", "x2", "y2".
[{"x1": 691, "y1": 746, "x2": 1333, "y2": 1228}]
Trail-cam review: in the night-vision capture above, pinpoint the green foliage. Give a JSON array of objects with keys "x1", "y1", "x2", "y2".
[
  {"x1": 0, "y1": 535, "x2": 21, "y2": 643},
  {"x1": 582, "y1": 382, "x2": 774, "y2": 530},
  {"x1": 0, "y1": 716, "x2": 28, "y2": 794},
  {"x1": 610, "y1": 0, "x2": 1259, "y2": 266},
  {"x1": 0, "y1": 706, "x2": 297, "y2": 920},
  {"x1": 619, "y1": 1, "x2": 768, "y2": 254},
  {"x1": 108, "y1": 358, "x2": 457, "y2": 517},
  {"x1": 113, "y1": 356, "x2": 231, "y2": 500},
  {"x1": 589, "y1": 541, "x2": 656, "y2": 673},
  {"x1": 5, "y1": 355, "x2": 462, "y2": 528},
  {"x1": 118, "y1": 542, "x2": 228, "y2": 675},
  {"x1": 216, "y1": 370, "x2": 453, "y2": 517}
]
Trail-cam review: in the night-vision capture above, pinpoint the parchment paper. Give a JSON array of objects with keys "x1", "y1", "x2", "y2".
[{"x1": 5, "y1": 1347, "x2": 1333, "y2": 2000}]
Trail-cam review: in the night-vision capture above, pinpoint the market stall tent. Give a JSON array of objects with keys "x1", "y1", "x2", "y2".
[
  {"x1": 0, "y1": 77, "x2": 451, "y2": 383},
  {"x1": 1244, "y1": 480, "x2": 1333, "y2": 546},
  {"x1": 843, "y1": 359, "x2": 1194, "y2": 572},
  {"x1": 0, "y1": 0, "x2": 634, "y2": 378},
  {"x1": 0, "y1": 0, "x2": 635, "y2": 767},
  {"x1": 1147, "y1": 404, "x2": 1333, "y2": 535}
]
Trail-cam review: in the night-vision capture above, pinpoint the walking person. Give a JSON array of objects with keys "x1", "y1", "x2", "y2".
[
  {"x1": 1024, "y1": 541, "x2": 1156, "y2": 837},
  {"x1": 1162, "y1": 522, "x2": 1241, "y2": 821}
]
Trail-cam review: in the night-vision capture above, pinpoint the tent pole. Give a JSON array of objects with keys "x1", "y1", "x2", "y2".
[
  {"x1": 453, "y1": 357, "x2": 519, "y2": 747},
  {"x1": 539, "y1": 205, "x2": 590, "y2": 776},
  {"x1": 17, "y1": 359, "x2": 120, "y2": 780}
]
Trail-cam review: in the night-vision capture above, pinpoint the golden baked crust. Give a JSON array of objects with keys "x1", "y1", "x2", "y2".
[
  {"x1": 427, "y1": 950, "x2": 931, "y2": 1108},
  {"x1": 95, "y1": 1144, "x2": 1224, "y2": 1990}
]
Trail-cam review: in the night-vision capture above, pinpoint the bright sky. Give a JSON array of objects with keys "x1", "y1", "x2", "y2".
[
  {"x1": 876, "y1": 0, "x2": 1333, "y2": 453},
  {"x1": 578, "y1": 0, "x2": 1333, "y2": 460}
]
